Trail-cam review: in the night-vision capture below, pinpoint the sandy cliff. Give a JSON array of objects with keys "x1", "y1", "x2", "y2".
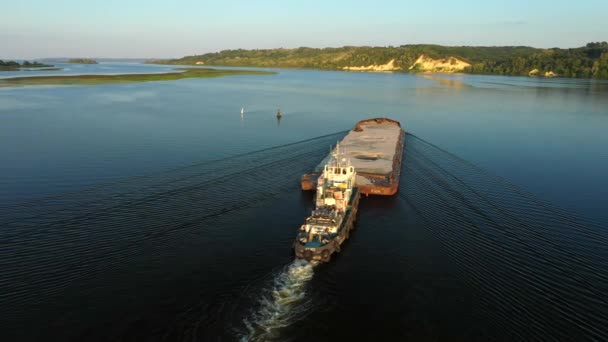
[
  {"x1": 342, "y1": 59, "x2": 401, "y2": 72},
  {"x1": 409, "y1": 55, "x2": 471, "y2": 73},
  {"x1": 529, "y1": 69, "x2": 557, "y2": 77}
]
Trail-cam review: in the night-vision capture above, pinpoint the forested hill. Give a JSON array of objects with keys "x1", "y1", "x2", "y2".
[{"x1": 149, "y1": 42, "x2": 608, "y2": 79}]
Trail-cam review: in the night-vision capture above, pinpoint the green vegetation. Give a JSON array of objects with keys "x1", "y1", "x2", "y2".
[
  {"x1": 0, "y1": 68, "x2": 275, "y2": 86},
  {"x1": 67, "y1": 58, "x2": 98, "y2": 64},
  {"x1": 464, "y1": 42, "x2": 608, "y2": 78},
  {"x1": 27, "y1": 67, "x2": 63, "y2": 71},
  {"x1": 149, "y1": 42, "x2": 608, "y2": 79},
  {"x1": 0, "y1": 60, "x2": 53, "y2": 71}
]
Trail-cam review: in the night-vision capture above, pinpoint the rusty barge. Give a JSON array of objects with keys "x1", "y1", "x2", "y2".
[
  {"x1": 301, "y1": 118, "x2": 405, "y2": 196},
  {"x1": 294, "y1": 118, "x2": 404, "y2": 262}
]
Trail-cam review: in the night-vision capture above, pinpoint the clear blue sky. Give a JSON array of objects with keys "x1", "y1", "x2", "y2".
[{"x1": 2, "y1": 0, "x2": 606, "y2": 59}]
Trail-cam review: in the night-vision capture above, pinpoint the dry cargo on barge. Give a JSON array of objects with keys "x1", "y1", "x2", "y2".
[{"x1": 301, "y1": 118, "x2": 405, "y2": 196}]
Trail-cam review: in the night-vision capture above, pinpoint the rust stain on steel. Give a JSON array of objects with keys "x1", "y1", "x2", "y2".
[{"x1": 301, "y1": 118, "x2": 405, "y2": 196}]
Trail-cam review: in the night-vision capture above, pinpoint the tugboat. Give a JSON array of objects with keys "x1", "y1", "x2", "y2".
[{"x1": 294, "y1": 144, "x2": 360, "y2": 262}]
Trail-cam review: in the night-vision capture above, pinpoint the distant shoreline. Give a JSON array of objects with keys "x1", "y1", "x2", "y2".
[
  {"x1": 0, "y1": 67, "x2": 63, "y2": 72},
  {"x1": 148, "y1": 42, "x2": 608, "y2": 79},
  {"x1": 67, "y1": 58, "x2": 98, "y2": 64},
  {"x1": 0, "y1": 60, "x2": 55, "y2": 71},
  {"x1": 0, "y1": 68, "x2": 275, "y2": 87}
]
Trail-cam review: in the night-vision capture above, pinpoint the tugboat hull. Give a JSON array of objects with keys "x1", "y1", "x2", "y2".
[{"x1": 294, "y1": 188, "x2": 360, "y2": 262}]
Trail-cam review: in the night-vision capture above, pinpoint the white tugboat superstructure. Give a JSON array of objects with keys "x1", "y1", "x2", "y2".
[{"x1": 294, "y1": 143, "x2": 360, "y2": 262}]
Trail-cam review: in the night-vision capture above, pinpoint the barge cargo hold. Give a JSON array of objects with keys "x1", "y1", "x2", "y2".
[{"x1": 301, "y1": 118, "x2": 405, "y2": 196}]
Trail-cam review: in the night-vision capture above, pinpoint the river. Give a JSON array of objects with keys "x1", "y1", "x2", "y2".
[{"x1": 1, "y1": 64, "x2": 607, "y2": 341}]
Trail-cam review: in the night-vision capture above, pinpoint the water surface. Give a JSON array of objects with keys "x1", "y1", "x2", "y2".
[{"x1": 1, "y1": 64, "x2": 607, "y2": 341}]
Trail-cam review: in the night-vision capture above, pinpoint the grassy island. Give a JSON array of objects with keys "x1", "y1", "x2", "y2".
[
  {"x1": 67, "y1": 58, "x2": 98, "y2": 64},
  {"x1": 0, "y1": 60, "x2": 54, "y2": 71},
  {"x1": 0, "y1": 68, "x2": 275, "y2": 86}
]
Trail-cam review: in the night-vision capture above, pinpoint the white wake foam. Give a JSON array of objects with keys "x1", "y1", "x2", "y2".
[{"x1": 241, "y1": 259, "x2": 317, "y2": 341}]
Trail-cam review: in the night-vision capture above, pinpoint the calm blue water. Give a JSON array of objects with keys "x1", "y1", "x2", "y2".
[
  {"x1": 0, "y1": 62, "x2": 175, "y2": 78},
  {"x1": 1, "y1": 64, "x2": 608, "y2": 341},
  {"x1": 2, "y1": 64, "x2": 607, "y2": 222}
]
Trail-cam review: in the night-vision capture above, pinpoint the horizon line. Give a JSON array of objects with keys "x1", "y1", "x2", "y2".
[{"x1": 3, "y1": 41, "x2": 605, "y2": 60}]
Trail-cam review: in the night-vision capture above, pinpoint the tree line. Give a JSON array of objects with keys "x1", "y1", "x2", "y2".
[
  {"x1": 150, "y1": 42, "x2": 608, "y2": 79},
  {"x1": 67, "y1": 58, "x2": 98, "y2": 64},
  {"x1": 0, "y1": 60, "x2": 52, "y2": 68}
]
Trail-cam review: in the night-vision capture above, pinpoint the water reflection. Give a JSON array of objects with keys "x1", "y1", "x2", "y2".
[{"x1": 421, "y1": 74, "x2": 470, "y2": 89}]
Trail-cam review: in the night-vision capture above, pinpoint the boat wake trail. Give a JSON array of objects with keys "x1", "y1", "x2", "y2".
[
  {"x1": 0, "y1": 131, "x2": 346, "y2": 339},
  {"x1": 241, "y1": 260, "x2": 317, "y2": 341},
  {"x1": 400, "y1": 133, "x2": 608, "y2": 340}
]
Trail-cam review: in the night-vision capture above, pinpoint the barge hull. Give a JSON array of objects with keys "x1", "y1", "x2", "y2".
[{"x1": 301, "y1": 118, "x2": 405, "y2": 196}]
